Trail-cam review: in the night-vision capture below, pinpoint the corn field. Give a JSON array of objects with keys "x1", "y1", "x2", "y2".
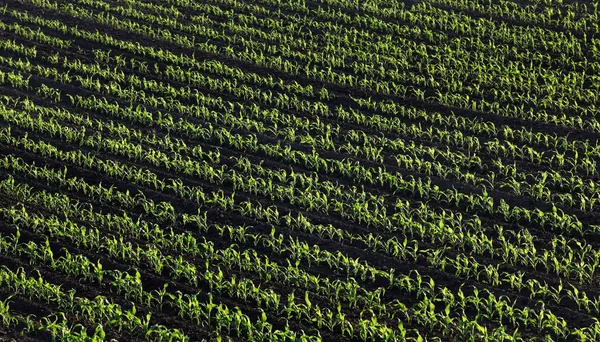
[{"x1": 0, "y1": 0, "x2": 600, "y2": 340}]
